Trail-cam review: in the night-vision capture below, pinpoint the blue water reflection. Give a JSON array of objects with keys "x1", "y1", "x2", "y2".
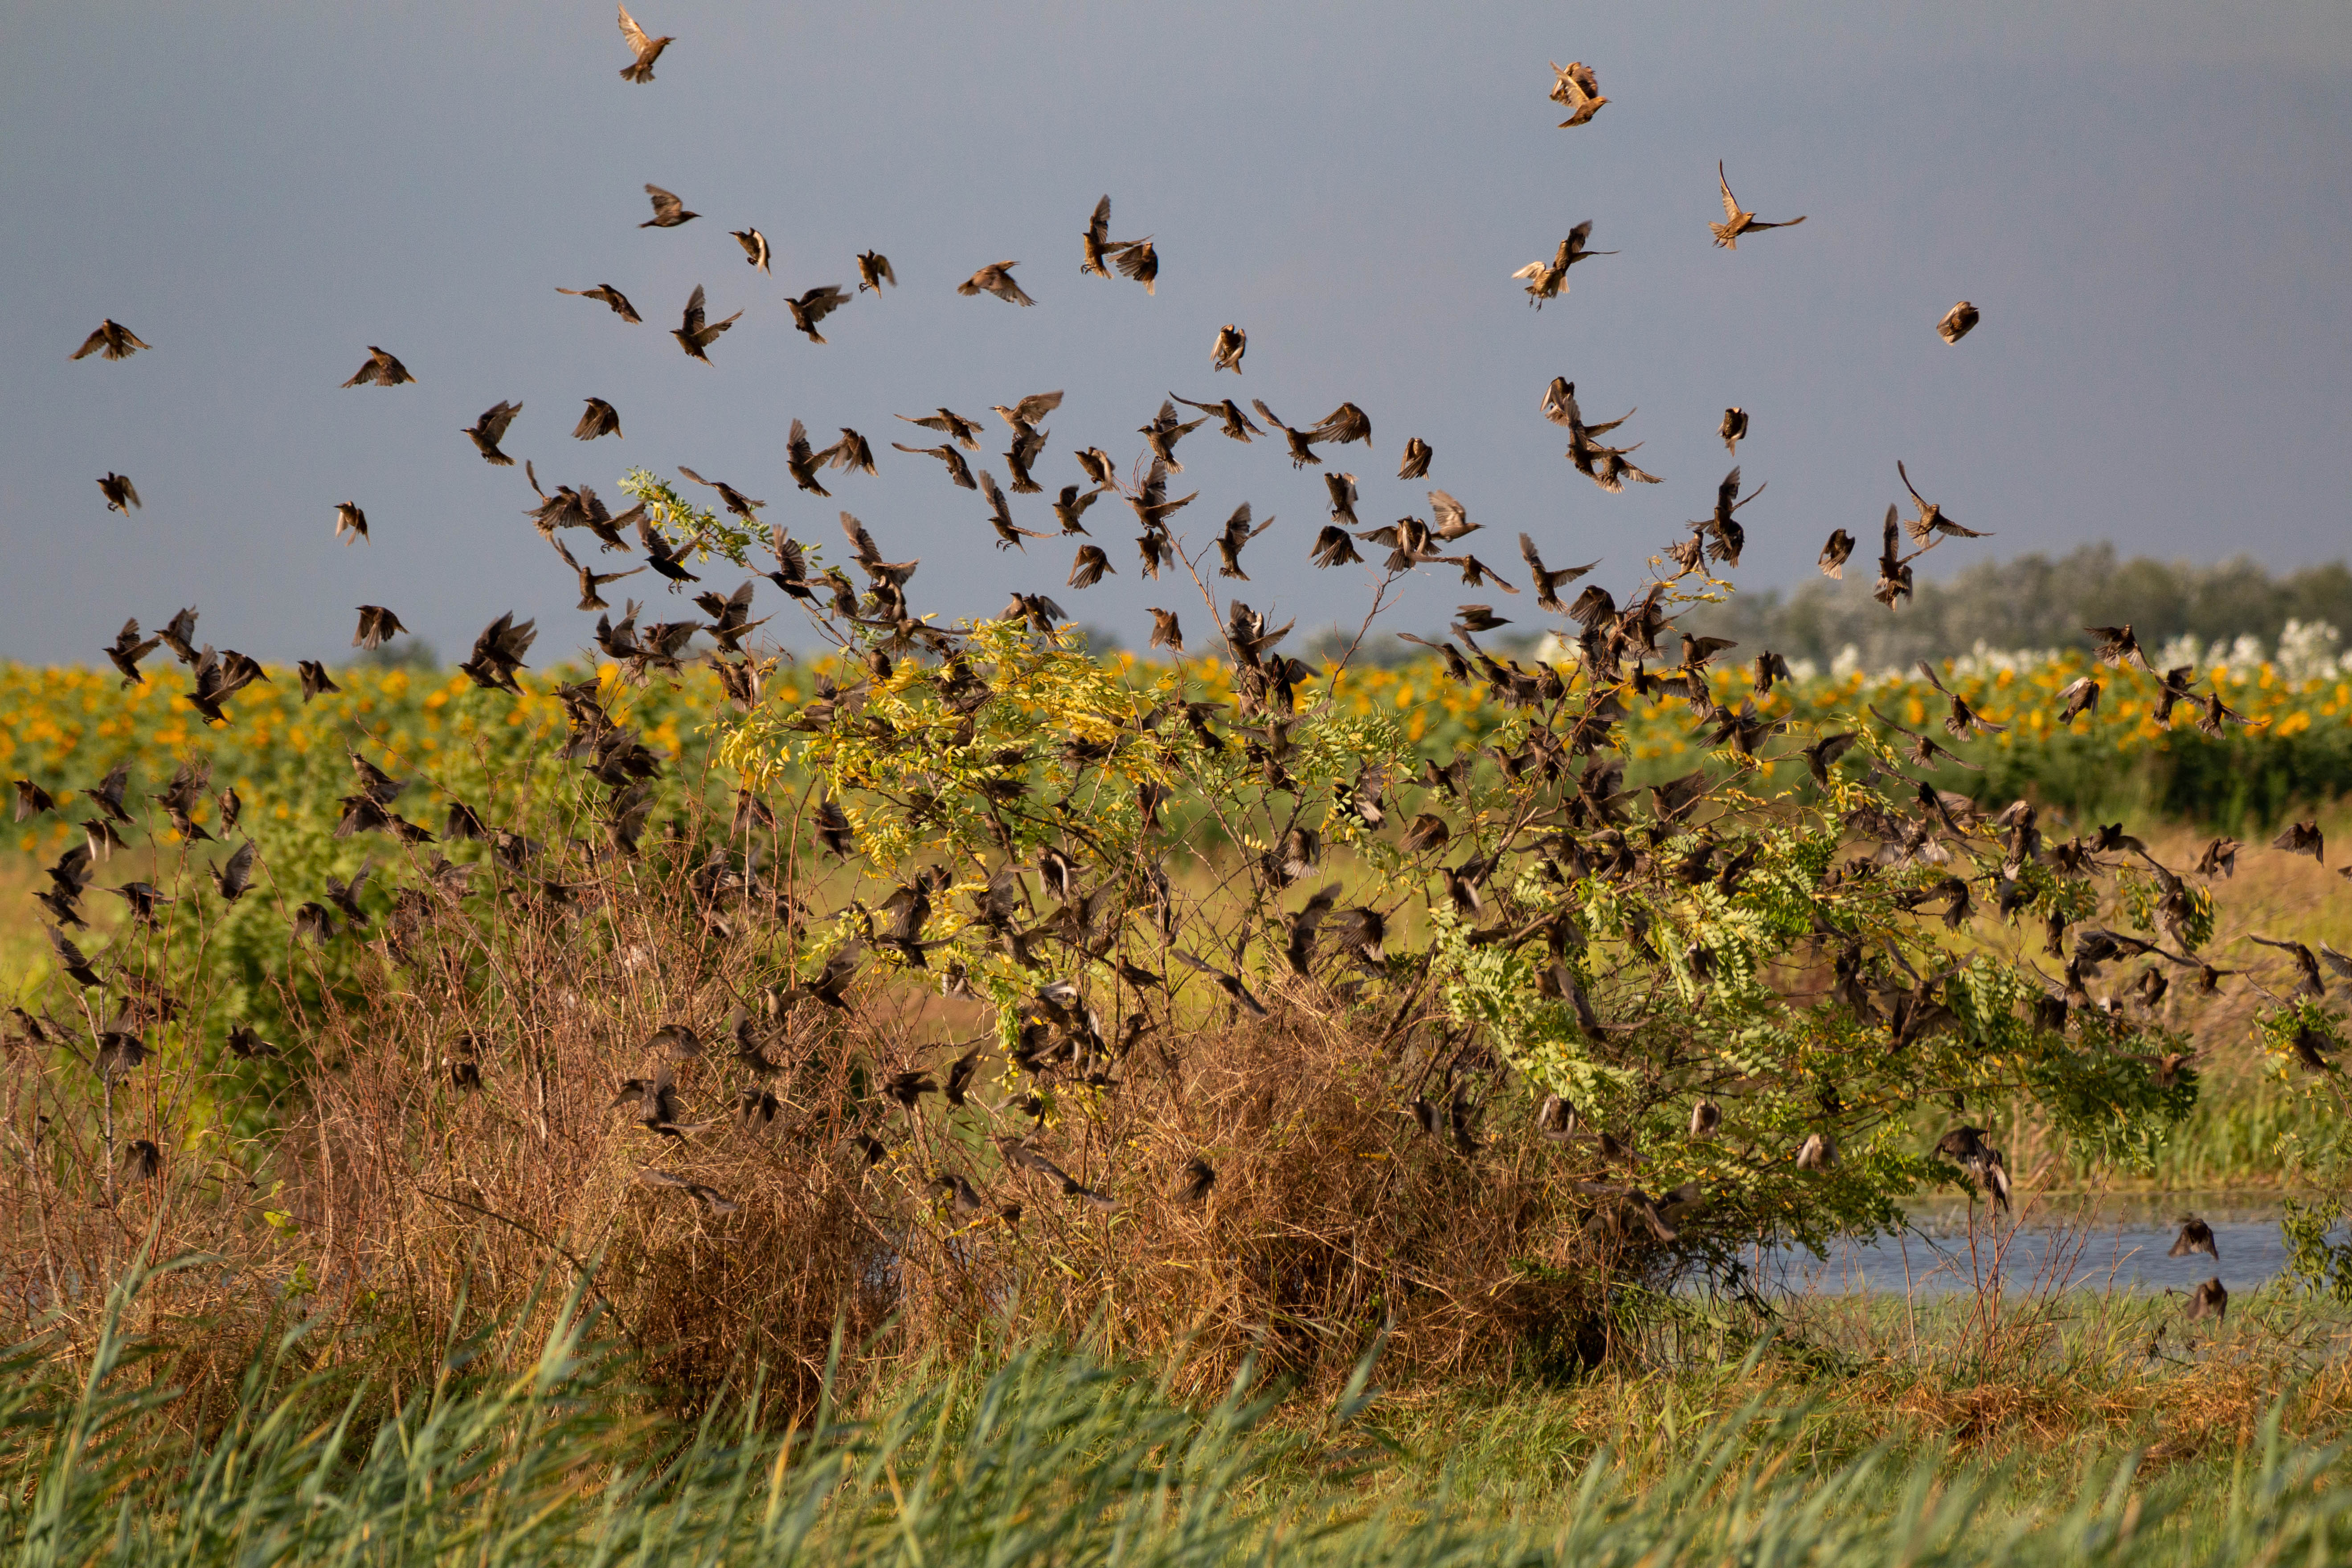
[{"x1": 1764, "y1": 1195, "x2": 2323, "y2": 1296}]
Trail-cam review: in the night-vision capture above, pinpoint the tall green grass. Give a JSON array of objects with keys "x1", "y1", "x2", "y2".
[{"x1": 8, "y1": 1261, "x2": 2352, "y2": 1566}]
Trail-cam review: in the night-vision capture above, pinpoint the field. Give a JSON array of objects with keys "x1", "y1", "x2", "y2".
[{"x1": 5, "y1": 643, "x2": 2352, "y2": 1564}]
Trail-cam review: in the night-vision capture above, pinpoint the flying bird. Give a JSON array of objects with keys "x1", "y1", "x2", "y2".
[
  {"x1": 97, "y1": 474, "x2": 140, "y2": 513},
  {"x1": 616, "y1": 4, "x2": 674, "y2": 82},
  {"x1": 1549, "y1": 60, "x2": 1608, "y2": 126},
  {"x1": 353, "y1": 605, "x2": 407, "y2": 649},
  {"x1": 1397, "y1": 436, "x2": 1433, "y2": 479},
  {"x1": 573, "y1": 397, "x2": 622, "y2": 440},
  {"x1": 1512, "y1": 221, "x2": 1612, "y2": 306},
  {"x1": 731, "y1": 226, "x2": 769, "y2": 271},
  {"x1": 341, "y1": 346, "x2": 414, "y2": 387},
  {"x1": 856, "y1": 250, "x2": 896, "y2": 291},
  {"x1": 556, "y1": 283, "x2": 642, "y2": 322},
  {"x1": 1710, "y1": 162, "x2": 1807, "y2": 249},
  {"x1": 1080, "y1": 195, "x2": 1141, "y2": 277},
  {"x1": 462, "y1": 401, "x2": 522, "y2": 465},
  {"x1": 671, "y1": 284, "x2": 740, "y2": 362},
  {"x1": 1937, "y1": 301, "x2": 1980, "y2": 344},
  {"x1": 640, "y1": 184, "x2": 698, "y2": 228},
  {"x1": 335, "y1": 502, "x2": 368, "y2": 545},
  {"x1": 785, "y1": 283, "x2": 852, "y2": 344},
  {"x1": 71, "y1": 320, "x2": 151, "y2": 361},
  {"x1": 1211, "y1": 323, "x2": 1246, "y2": 373},
  {"x1": 1114, "y1": 238, "x2": 1159, "y2": 294},
  {"x1": 958, "y1": 261, "x2": 1035, "y2": 306},
  {"x1": 1719, "y1": 407, "x2": 1748, "y2": 453},
  {"x1": 892, "y1": 439, "x2": 978, "y2": 490},
  {"x1": 1817, "y1": 528, "x2": 1854, "y2": 578}
]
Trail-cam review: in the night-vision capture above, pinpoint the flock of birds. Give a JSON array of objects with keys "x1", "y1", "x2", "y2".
[{"x1": 26, "y1": 15, "x2": 2337, "y2": 1318}]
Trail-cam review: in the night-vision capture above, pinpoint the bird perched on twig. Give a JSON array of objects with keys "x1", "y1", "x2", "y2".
[
  {"x1": 616, "y1": 4, "x2": 674, "y2": 82},
  {"x1": 640, "y1": 184, "x2": 698, "y2": 227},
  {"x1": 72, "y1": 320, "x2": 151, "y2": 361},
  {"x1": 1710, "y1": 162, "x2": 1807, "y2": 249}
]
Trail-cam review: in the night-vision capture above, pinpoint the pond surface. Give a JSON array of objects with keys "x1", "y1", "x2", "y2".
[{"x1": 1766, "y1": 1194, "x2": 2319, "y2": 1296}]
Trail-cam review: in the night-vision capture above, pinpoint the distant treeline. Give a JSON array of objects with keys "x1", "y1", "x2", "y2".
[{"x1": 1680, "y1": 546, "x2": 2352, "y2": 671}]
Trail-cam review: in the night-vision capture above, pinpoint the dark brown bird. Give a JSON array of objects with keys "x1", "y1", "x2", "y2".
[
  {"x1": 1215, "y1": 504, "x2": 1276, "y2": 579},
  {"x1": 2273, "y1": 820, "x2": 2324, "y2": 864},
  {"x1": 1517, "y1": 534, "x2": 1597, "y2": 613},
  {"x1": 353, "y1": 605, "x2": 406, "y2": 649},
  {"x1": 71, "y1": 319, "x2": 152, "y2": 361},
  {"x1": 1066, "y1": 544, "x2": 1114, "y2": 589},
  {"x1": 1147, "y1": 608, "x2": 1182, "y2": 653},
  {"x1": 892, "y1": 438, "x2": 978, "y2": 490},
  {"x1": 1937, "y1": 301, "x2": 1980, "y2": 344},
  {"x1": 671, "y1": 284, "x2": 740, "y2": 362},
  {"x1": 2169, "y1": 1216, "x2": 2218, "y2": 1260},
  {"x1": 959, "y1": 261, "x2": 1035, "y2": 306},
  {"x1": 1896, "y1": 461, "x2": 1988, "y2": 544},
  {"x1": 1817, "y1": 528, "x2": 1854, "y2": 578},
  {"x1": 1710, "y1": 162, "x2": 1807, "y2": 249},
  {"x1": 786, "y1": 283, "x2": 852, "y2": 344},
  {"x1": 2185, "y1": 1276, "x2": 2227, "y2": 1322},
  {"x1": 1174, "y1": 949, "x2": 1267, "y2": 1016},
  {"x1": 573, "y1": 398, "x2": 623, "y2": 440},
  {"x1": 616, "y1": 4, "x2": 674, "y2": 81},
  {"x1": 458, "y1": 613, "x2": 537, "y2": 694},
  {"x1": 341, "y1": 346, "x2": 415, "y2": 387},
  {"x1": 462, "y1": 401, "x2": 522, "y2": 465},
  {"x1": 97, "y1": 473, "x2": 140, "y2": 513},
  {"x1": 899, "y1": 407, "x2": 983, "y2": 449},
  {"x1": 640, "y1": 183, "x2": 698, "y2": 227},
  {"x1": 1397, "y1": 435, "x2": 1433, "y2": 479},
  {"x1": 1512, "y1": 222, "x2": 1611, "y2": 306},
  {"x1": 1549, "y1": 60, "x2": 1608, "y2": 127},
  {"x1": 1719, "y1": 407, "x2": 1748, "y2": 453},
  {"x1": 856, "y1": 251, "x2": 896, "y2": 291},
  {"x1": 556, "y1": 283, "x2": 642, "y2": 322},
  {"x1": 1250, "y1": 400, "x2": 1321, "y2": 468},
  {"x1": 1079, "y1": 195, "x2": 1141, "y2": 277},
  {"x1": 1310, "y1": 402, "x2": 1372, "y2": 447},
  {"x1": 103, "y1": 619, "x2": 160, "y2": 686}
]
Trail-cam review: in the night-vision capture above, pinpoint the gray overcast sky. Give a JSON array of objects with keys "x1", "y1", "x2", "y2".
[{"x1": 5, "y1": 2, "x2": 2349, "y2": 665}]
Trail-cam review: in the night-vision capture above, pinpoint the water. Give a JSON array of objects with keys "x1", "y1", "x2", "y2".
[{"x1": 1766, "y1": 1194, "x2": 2315, "y2": 1296}]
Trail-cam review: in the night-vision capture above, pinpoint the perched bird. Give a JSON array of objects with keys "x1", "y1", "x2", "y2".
[
  {"x1": 616, "y1": 4, "x2": 674, "y2": 82},
  {"x1": 640, "y1": 184, "x2": 698, "y2": 227},
  {"x1": 1937, "y1": 301, "x2": 1980, "y2": 343},
  {"x1": 573, "y1": 397, "x2": 622, "y2": 440},
  {"x1": 1398, "y1": 436, "x2": 1433, "y2": 479},
  {"x1": 856, "y1": 251, "x2": 896, "y2": 291},
  {"x1": 785, "y1": 283, "x2": 852, "y2": 344},
  {"x1": 958, "y1": 261, "x2": 1035, "y2": 306},
  {"x1": 334, "y1": 502, "x2": 368, "y2": 544},
  {"x1": 1719, "y1": 407, "x2": 1748, "y2": 453},
  {"x1": 462, "y1": 400, "x2": 522, "y2": 465},
  {"x1": 2170, "y1": 1216, "x2": 2219, "y2": 1260},
  {"x1": 1549, "y1": 60, "x2": 1608, "y2": 126},
  {"x1": 731, "y1": 226, "x2": 770, "y2": 271},
  {"x1": 1211, "y1": 323, "x2": 1247, "y2": 373},
  {"x1": 671, "y1": 284, "x2": 740, "y2": 363},
  {"x1": 98, "y1": 474, "x2": 141, "y2": 513},
  {"x1": 1710, "y1": 162, "x2": 1807, "y2": 249},
  {"x1": 556, "y1": 283, "x2": 642, "y2": 322},
  {"x1": 71, "y1": 319, "x2": 152, "y2": 361},
  {"x1": 341, "y1": 346, "x2": 415, "y2": 387}
]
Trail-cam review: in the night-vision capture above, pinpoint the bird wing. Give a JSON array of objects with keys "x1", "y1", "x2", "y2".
[
  {"x1": 1718, "y1": 162, "x2": 1741, "y2": 221},
  {"x1": 618, "y1": 4, "x2": 652, "y2": 53}
]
